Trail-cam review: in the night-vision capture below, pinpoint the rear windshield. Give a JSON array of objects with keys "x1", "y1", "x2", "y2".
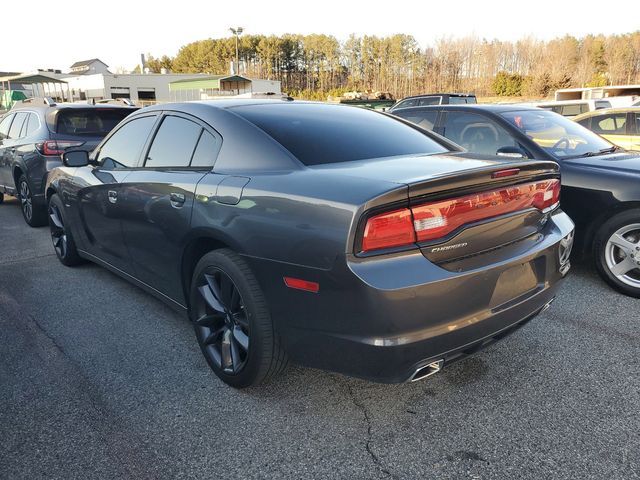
[
  {"x1": 55, "y1": 108, "x2": 134, "y2": 136},
  {"x1": 232, "y1": 103, "x2": 449, "y2": 166}
]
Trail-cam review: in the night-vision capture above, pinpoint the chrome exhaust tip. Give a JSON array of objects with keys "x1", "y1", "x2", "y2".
[
  {"x1": 540, "y1": 297, "x2": 555, "y2": 314},
  {"x1": 409, "y1": 359, "x2": 444, "y2": 382}
]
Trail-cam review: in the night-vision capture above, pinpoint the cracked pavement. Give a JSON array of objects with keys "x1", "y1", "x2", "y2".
[{"x1": 1, "y1": 195, "x2": 639, "y2": 479}]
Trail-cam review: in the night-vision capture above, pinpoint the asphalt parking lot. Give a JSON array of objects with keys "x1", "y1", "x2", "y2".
[{"x1": 1, "y1": 195, "x2": 638, "y2": 480}]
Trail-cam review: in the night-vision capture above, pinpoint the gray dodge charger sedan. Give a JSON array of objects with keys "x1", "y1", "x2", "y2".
[{"x1": 45, "y1": 100, "x2": 575, "y2": 388}]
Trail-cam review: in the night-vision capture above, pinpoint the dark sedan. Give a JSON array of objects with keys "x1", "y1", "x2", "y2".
[
  {"x1": 393, "y1": 104, "x2": 640, "y2": 298},
  {"x1": 46, "y1": 100, "x2": 574, "y2": 387}
]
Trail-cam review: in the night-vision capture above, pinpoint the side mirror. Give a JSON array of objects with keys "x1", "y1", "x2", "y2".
[
  {"x1": 62, "y1": 150, "x2": 90, "y2": 167},
  {"x1": 496, "y1": 146, "x2": 528, "y2": 159}
]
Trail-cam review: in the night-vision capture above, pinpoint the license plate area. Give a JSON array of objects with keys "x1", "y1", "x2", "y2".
[{"x1": 490, "y1": 262, "x2": 539, "y2": 309}]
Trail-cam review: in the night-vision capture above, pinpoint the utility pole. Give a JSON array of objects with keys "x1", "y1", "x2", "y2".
[{"x1": 229, "y1": 27, "x2": 244, "y2": 75}]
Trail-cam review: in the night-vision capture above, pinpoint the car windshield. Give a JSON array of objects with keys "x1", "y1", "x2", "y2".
[{"x1": 500, "y1": 109, "x2": 613, "y2": 158}]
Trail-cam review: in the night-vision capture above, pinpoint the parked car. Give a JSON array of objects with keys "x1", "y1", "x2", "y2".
[
  {"x1": 0, "y1": 97, "x2": 136, "y2": 226},
  {"x1": 392, "y1": 104, "x2": 640, "y2": 297},
  {"x1": 389, "y1": 93, "x2": 477, "y2": 112},
  {"x1": 527, "y1": 99, "x2": 612, "y2": 118},
  {"x1": 574, "y1": 107, "x2": 640, "y2": 151},
  {"x1": 45, "y1": 100, "x2": 574, "y2": 387}
]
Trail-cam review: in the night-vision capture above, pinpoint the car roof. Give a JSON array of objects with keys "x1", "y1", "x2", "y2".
[
  {"x1": 11, "y1": 102, "x2": 136, "y2": 112},
  {"x1": 138, "y1": 99, "x2": 305, "y2": 113},
  {"x1": 393, "y1": 103, "x2": 542, "y2": 114},
  {"x1": 573, "y1": 106, "x2": 640, "y2": 119},
  {"x1": 398, "y1": 93, "x2": 476, "y2": 100}
]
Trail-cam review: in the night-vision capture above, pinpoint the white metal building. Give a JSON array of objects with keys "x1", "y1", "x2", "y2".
[{"x1": 64, "y1": 72, "x2": 205, "y2": 104}]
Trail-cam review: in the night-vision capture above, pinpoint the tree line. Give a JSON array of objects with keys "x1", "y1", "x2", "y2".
[{"x1": 141, "y1": 32, "x2": 640, "y2": 99}]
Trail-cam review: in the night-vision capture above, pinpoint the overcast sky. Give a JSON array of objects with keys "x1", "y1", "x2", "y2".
[{"x1": 4, "y1": 0, "x2": 638, "y2": 72}]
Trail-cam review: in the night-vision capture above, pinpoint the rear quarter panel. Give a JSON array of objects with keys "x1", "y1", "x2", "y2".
[{"x1": 190, "y1": 170, "x2": 404, "y2": 270}]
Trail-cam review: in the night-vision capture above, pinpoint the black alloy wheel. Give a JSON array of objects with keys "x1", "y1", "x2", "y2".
[
  {"x1": 48, "y1": 194, "x2": 82, "y2": 266},
  {"x1": 19, "y1": 176, "x2": 33, "y2": 222},
  {"x1": 18, "y1": 175, "x2": 46, "y2": 227},
  {"x1": 190, "y1": 249, "x2": 287, "y2": 388},
  {"x1": 195, "y1": 268, "x2": 251, "y2": 375}
]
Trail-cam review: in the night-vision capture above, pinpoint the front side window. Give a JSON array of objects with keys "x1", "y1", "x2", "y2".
[
  {"x1": 0, "y1": 114, "x2": 13, "y2": 140},
  {"x1": 441, "y1": 111, "x2": 517, "y2": 155},
  {"x1": 393, "y1": 99, "x2": 419, "y2": 110},
  {"x1": 591, "y1": 113, "x2": 627, "y2": 135},
  {"x1": 8, "y1": 112, "x2": 27, "y2": 139},
  {"x1": 232, "y1": 103, "x2": 449, "y2": 166},
  {"x1": 145, "y1": 116, "x2": 202, "y2": 168},
  {"x1": 97, "y1": 115, "x2": 157, "y2": 169},
  {"x1": 501, "y1": 109, "x2": 612, "y2": 159}
]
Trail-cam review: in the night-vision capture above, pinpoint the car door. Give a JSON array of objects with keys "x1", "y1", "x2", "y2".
[
  {"x1": 631, "y1": 112, "x2": 640, "y2": 151},
  {"x1": 0, "y1": 113, "x2": 15, "y2": 190},
  {"x1": 73, "y1": 113, "x2": 159, "y2": 273},
  {"x1": 119, "y1": 113, "x2": 220, "y2": 303},
  {"x1": 1, "y1": 113, "x2": 28, "y2": 191}
]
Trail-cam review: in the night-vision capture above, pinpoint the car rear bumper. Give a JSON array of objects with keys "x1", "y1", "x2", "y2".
[{"x1": 246, "y1": 209, "x2": 575, "y2": 383}]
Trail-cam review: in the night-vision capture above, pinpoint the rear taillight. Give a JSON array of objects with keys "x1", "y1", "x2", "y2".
[
  {"x1": 360, "y1": 179, "x2": 560, "y2": 253},
  {"x1": 38, "y1": 140, "x2": 85, "y2": 156},
  {"x1": 532, "y1": 179, "x2": 561, "y2": 212},
  {"x1": 361, "y1": 208, "x2": 415, "y2": 252}
]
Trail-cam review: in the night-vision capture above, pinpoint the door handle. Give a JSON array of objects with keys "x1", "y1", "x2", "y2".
[
  {"x1": 108, "y1": 190, "x2": 118, "y2": 204},
  {"x1": 170, "y1": 192, "x2": 186, "y2": 208}
]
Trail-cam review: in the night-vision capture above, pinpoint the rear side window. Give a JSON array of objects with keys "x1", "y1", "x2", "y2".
[
  {"x1": 24, "y1": 114, "x2": 40, "y2": 137},
  {"x1": 0, "y1": 114, "x2": 13, "y2": 140},
  {"x1": 190, "y1": 131, "x2": 218, "y2": 168},
  {"x1": 591, "y1": 113, "x2": 627, "y2": 135},
  {"x1": 56, "y1": 108, "x2": 133, "y2": 136},
  {"x1": 97, "y1": 115, "x2": 156, "y2": 169},
  {"x1": 145, "y1": 116, "x2": 202, "y2": 168},
  {"x1": 418, "y1": 97, "x2": 441, "y2": 106},
  {"x1": 576, "y1": 118, "x2": 591, "y2": 129},
  {"x1": 442, "y1": 111, "x2": 517, "y2": 156},
  {"x1": 394, "y1": 110, "x2": 438, "y2": 131},
  {"x1": 233, "y1": 103, "x2": 448, "y2": 166},
  {"x1": 8, "y1": 112, "x2": 27, "y2": 139},
  {"x1": 449, "y1": 96, "x2": 477, "y2": 104}
]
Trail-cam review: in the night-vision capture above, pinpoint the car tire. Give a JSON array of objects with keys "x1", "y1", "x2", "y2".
[
  {"x1": 189, "y1": 249, "x2": 288, "y2": 388},
  {"x1": 18, "y1": 175, "x2": 46, "y2": 227},
  {"x1": 594, "y1": 209, "x2": 640, "y2": 298},
  {"x1": 48, "y1": 194, "x2": 83, "y2": 266}
]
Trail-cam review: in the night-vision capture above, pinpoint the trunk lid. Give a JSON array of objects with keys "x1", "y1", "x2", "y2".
[{"x1": 343, "y1": 153, "x2": 560, "y2": 266}]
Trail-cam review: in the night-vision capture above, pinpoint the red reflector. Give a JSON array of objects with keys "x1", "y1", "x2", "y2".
[
  {"x1": 284, "y1": 277, "x2": 319, "y2": 293},
  {"x1": 491, "y1": 168, "x2": 520, "y2": 178},
  {"x1": 361, "y1": 208, "x2": 416, "y2": 252}
]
